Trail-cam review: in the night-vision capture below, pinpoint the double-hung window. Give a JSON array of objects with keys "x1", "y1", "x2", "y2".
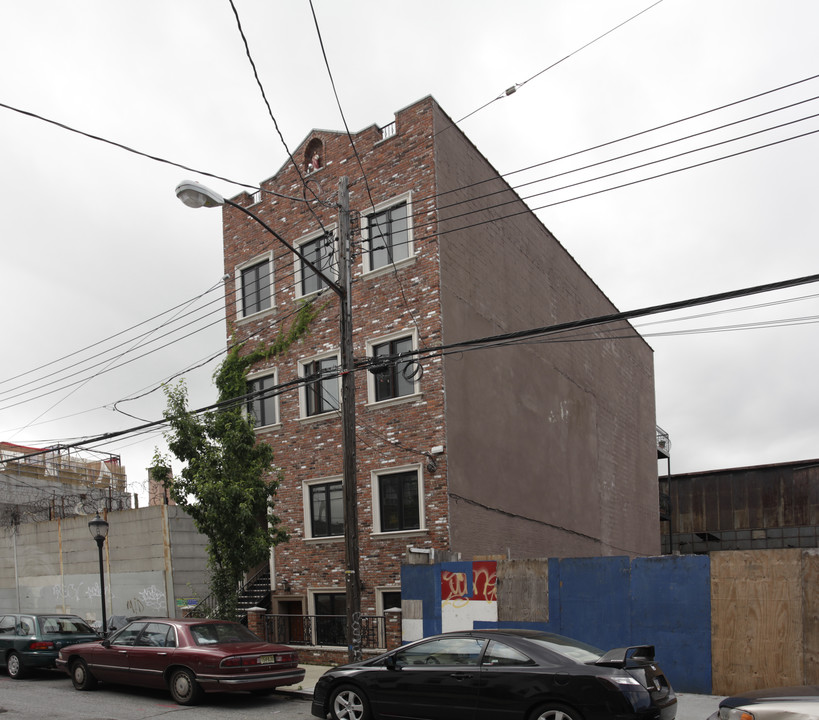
[
  {"x1": 372, "y1": 336, "x2": 415, "y2": 402},
  {"x1": 303, "y1": 356, "x2": 339, "y2": 417},
  {"x1": 366, "y1": 201, "x2": 409, "y2": 271},
  {"x1": 239, "y1": 256, "x2": 273, "y2": 317},
  {"x1": 247, "y1": 373, "x2": 278, "y2": 428},
  {"x1": 377, "y1": 468, "x2": 421, "y2": 533},
  {"x1": 308, "y1": 480, "x2": 343, "y2": 538},
  {"x1": 298, "y1": 232, "x2": 335, "y2": 296}
]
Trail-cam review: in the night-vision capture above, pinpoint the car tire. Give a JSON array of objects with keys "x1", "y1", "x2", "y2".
[
  {"x1": 168, "y1": 668, "x2": 204, "y2": 706},
  {"x1": 531, "y1": 703, "x2": 583, "y2": 720},
  {"x1": 329, "y1": 684, "x2": 372, "y2": 720},
  {"x1": 6, "y1": 651, "x2": 26, "y2": 679},
  {"x1": 70, "y1": 659, "x2": 97, "y2": 690}
]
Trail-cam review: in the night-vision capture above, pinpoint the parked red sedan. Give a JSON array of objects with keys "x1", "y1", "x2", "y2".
[{"x1": 56, "y1": 617, "x2": 304, "y2": 705}]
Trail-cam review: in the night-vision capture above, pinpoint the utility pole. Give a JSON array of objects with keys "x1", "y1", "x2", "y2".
[
  {"x1": 338, "y1": 176, "x2": 361, "y2": 662},
  {"x1": 175, "y1": 177, "x2": 363, "y2": 661}
]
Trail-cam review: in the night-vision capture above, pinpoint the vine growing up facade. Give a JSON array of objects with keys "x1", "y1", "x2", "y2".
[{"x1": 153, "y1": 300, "x2": 322, "y2": 619}]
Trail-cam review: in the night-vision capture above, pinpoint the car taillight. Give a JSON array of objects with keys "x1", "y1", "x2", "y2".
[
  {"x1": 29, "y1": 641, "x2": 55, "y2": 651},
  {"x1": 221, "y1": 652, "x2": 296, "y2": 668},
  {"x1": 221, "y1": 656, "x2": 259, "y2": 667}
]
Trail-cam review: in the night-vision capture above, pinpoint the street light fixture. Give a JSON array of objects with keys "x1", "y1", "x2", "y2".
[
  {"x1": 175, "y1": 179, "x2": 362, "y2": 661},
  {"x1": 88, "y1": 512, "x2": 109, "y2": 635}
]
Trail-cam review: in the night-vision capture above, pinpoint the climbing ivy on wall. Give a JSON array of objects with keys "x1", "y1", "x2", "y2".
[{"x1": 153, "y1": 300, "x2": 322, "y2": 619}]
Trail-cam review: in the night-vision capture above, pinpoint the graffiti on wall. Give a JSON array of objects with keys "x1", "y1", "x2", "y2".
[
  {"x1": 49, "y1": 580, "x2": 166, "y2": 616},
  {"x1": 440, "y1": 561, "x2": 498, "y2": 632},
  {"x1": 134, "y1": 585, "x2": 166, "y2": 611}
]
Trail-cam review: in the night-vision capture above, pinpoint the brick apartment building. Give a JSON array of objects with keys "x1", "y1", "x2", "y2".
[{"x1": 217, "y1": 96, "x2": 659, "y2": 645}]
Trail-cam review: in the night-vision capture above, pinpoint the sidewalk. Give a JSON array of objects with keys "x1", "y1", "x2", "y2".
[
  {"x1": 278, "y1": 663, "x2": 333, "y2": 698},
  {"x1": 280, "y1": 664, "x2": 725, "y2": 718}
]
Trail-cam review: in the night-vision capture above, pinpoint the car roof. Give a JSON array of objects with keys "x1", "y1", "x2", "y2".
[
  {"x1": 2, "y1": 612, "x2": 86, "y2": 618},
  {"x1": 120, "y1": 618, "x2": 238, "y2": 625}
]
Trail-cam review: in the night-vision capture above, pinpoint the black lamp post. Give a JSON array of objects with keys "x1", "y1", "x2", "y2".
[{"x1": 88, "y1": 512, "x2": 109, "y2": 635}]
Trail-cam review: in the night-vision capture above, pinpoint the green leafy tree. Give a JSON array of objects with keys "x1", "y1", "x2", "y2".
[{"x1": 153, "y1": 302, "x2": 320, "y2": 619}]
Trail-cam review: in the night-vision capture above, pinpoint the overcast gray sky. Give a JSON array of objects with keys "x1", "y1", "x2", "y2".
[{"x1": 2, "y1": 0, "x2": 818, "y2": 504}]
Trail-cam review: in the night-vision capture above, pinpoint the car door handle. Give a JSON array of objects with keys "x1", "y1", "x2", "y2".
[
  {"x1": 157, "y1": 652, "x2": 168, "y2": 656},
  {"x1": 118, "y1": 650, "x2": 127, "y2": 654},
  {"x1": 448, "y1": 672, "x2": 472, "y2": 680}
]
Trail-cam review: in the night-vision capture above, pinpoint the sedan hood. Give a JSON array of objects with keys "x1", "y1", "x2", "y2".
[{"x1": 721, "y1": 686, "x2": 819, "y2": 709}]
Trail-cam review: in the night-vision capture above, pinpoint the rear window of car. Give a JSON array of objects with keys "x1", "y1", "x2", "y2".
[
  {"x1": 526, "y1": 634, "x2": 604, "y2": 663},
  {"x1": 40, "y1": 616, "x2": 96, "y2": 635},
  {"x1": 190, "y1": 622, "x2": 259, "y2": 645}
]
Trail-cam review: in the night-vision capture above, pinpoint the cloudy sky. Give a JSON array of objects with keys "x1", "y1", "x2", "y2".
[{"x1": 2, "y1": 0, "x2": 818, "y2": 503}]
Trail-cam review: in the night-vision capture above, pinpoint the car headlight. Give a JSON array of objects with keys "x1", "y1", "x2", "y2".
[{"x1": 719, "y1": 708, "x2": 754, "y2": 720}]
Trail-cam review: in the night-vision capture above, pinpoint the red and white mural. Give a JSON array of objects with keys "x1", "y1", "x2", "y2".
[{"x1": 440, "y1": 560, "x2": 498, "y2": 632}]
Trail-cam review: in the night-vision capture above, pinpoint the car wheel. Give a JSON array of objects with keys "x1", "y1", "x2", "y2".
[
  {"x1": 6, "y1": 652, "x2": 26, "y2": 679},
  {"x1": 531, "y1": 703, "x2": 583, "y2": 720},
  {"x1": 70, "y1": 659, "x2": 97, "y2": 690},
  {"x1": 168, "y1": 668, "x2": 204, "y2": 706},
  {"x1": 329, "y1": 684, "x2": 371, "y2": 720}
]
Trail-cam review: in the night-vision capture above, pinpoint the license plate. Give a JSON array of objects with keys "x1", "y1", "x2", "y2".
[{"x1": 258, "y1": 655, "x2": 276, "y2": 665}]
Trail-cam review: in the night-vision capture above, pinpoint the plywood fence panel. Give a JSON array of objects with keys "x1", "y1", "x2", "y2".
[
  {"x1": 711, "y1": 549, "x2": 803, "y2": 695},
  {"x1": 802, "y1": 549, "x2": 819, "y2": 684},
  {"x1": 496, "y1": 559, "x2": 548, "y2": 623}
]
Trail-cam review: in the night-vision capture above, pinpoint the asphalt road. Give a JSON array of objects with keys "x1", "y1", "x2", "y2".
[
  {"x1": 0, "y1": 669, "x2": 317, "y2": 719},
  {"x1": 0, "y1": 667, "x2": 725, "y2": 720}
]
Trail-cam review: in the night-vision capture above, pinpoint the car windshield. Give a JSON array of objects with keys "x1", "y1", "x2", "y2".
[
  {"x1": 190, "y1": 622, "x2": 260, "y2": 645},
  {"x1": 40, "y1": 616, "x2": 96, "y2": 635},
  {"x1": 526, "y1": 634, "x2": 604, "y2": 663}
]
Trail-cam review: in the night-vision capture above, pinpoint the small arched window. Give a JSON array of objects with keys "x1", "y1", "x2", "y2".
[{"x1": 304, "y1": 138, "x2": 323, "y2": 173}]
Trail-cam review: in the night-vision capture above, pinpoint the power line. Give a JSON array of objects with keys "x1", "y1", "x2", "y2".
[
  {"x1": 8, "y1": 269, "x2": 819, "y2": 465},
  {"x1": 440, "y1": 0, "x2": 666, "y2": 132}
]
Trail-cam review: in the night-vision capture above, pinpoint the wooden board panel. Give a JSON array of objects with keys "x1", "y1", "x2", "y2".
[
  {"x1": 497, "y1": 559, "x2": 548, "y2": 623},
  {"x1": 802, "y1": 550, "x2": 819, "y2": 683},
  {"x1": 711, "y1": 549, "x2": 803, "y2": 695}
]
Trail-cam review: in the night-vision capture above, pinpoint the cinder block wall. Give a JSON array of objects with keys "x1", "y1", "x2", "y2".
[{"x1": 0, "y1": 505, "x2": 209, "y2": 623}]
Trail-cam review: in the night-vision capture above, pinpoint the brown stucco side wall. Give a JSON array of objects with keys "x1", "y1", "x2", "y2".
[{"x1": 432, "y1": 102, "x2": 659, "y2": 558}]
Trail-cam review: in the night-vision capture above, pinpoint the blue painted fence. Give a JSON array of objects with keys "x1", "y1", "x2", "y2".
[{"x1": 401, "y1": 554, "x2": 712, "y2": 694}]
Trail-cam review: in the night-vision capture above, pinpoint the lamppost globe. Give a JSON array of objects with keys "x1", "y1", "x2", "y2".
[
  {"x1": 88, "y1": 512, "x2": 109, "y2": 635},
  {"x1": 88, "y1": 512, "x2": 109, "y2": 543},
  {"x1": 174, "y1": 180, "x2": 225, "y2": 209}
]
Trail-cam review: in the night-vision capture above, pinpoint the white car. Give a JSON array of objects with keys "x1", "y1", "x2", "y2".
[{"x1": 709, "y1": 686, "x2": 819, "y2": 720}]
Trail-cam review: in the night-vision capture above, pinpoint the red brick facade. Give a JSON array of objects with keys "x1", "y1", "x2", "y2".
[
  {"x1": 223, "y1": 98, "x2": 449, "y2": 624},
  {"x1": 222, "y1": 96, "x2": 659, "y2": 648}
]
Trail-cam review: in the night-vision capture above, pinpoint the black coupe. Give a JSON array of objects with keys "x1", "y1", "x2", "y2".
[{"x1": 311, "y1": 628, "x2": 676, "y2": 720}]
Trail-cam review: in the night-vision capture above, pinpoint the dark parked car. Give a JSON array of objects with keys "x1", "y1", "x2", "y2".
[
  {"x1": 311, "y1": 629, "x2": 677, "y2": 720},
  {"x1": 707, "y1": 685, "x2": 819, "y2": 719},
  {"x1": 56, "y1": 617, "x2": 304, "y2": 705},
  {"x1": 99, "y1": 615, "x2": 158, "y2": 636},
  {"x1": 0, "y1": 613, "x2": 100, "y2": 678}
]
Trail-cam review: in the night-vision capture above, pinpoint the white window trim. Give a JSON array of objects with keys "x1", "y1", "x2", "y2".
[
  {"x1": 370, "y1": 463, "x2": 426, "y2": 537},
  {"x1": 298, "y1": 349, "x2": 341, "y2": 420},
  {"x1": 376, "y1": 587, "x2": 402, "y2": 615},
  {"x1": 235, "y1": 251, "x2": 275, "y2": 322},
  {"x1": 302, "y1": 475, "x2": 344, "y2": 541},
  {"x1": 360, "y1": 192, "x2": 415, "y2": 276},
  {"x1": 365, "y1": 328, "x2": 421, "y2": 407},
  {"x1": 294, "y1": 225, "x2": 338, "y2": 299},
  {"x1": 246, "y1": 367, "x2": 281, "y2": 430},
  {"x1": 307, "y1": 588, "x2": 346, "y2": 648}
]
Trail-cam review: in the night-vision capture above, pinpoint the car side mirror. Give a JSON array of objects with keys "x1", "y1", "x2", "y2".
[
  {"x1": 101, "y1": 639, "x2": 111, "y2": 648},
  {"x1": 385, "y1": 654, "x2": 400, "y2": 671}
]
